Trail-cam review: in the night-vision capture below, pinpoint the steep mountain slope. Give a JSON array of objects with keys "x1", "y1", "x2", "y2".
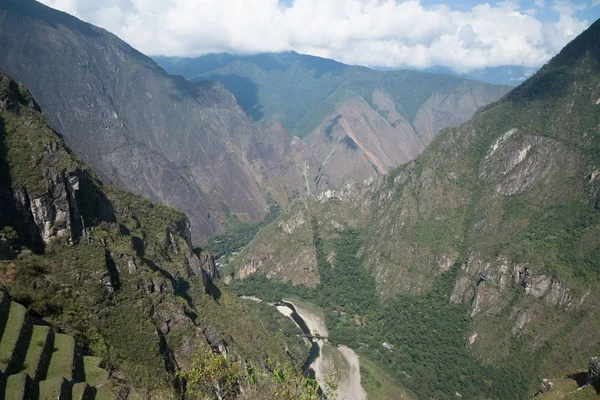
[
  {"x1": 0, "y1": 73, "x2": 307, "y2": 397},
  {"x1": 156, "y1": 52, "x2": 511, "y2": 189},
  {"x1": 227, "y1": 19, "x2": 600, "y2": 399},
  {"x1": 419, "y1": 65, "x2": 538, "y2": 86},
  {"x1": 0, "y1": 0, "x2": 301, "y2": 241}
]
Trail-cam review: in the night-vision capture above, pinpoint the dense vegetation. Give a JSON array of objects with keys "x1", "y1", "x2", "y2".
[
  {"x1": 179, "y1": 346, "x2": 321, "y2": 400},
  {"x1": 203, "y1": 203, "x2": 280, "y2": 260},
  {"x1": 230, "y1": 218, "x2": 600, "y2": 399}
]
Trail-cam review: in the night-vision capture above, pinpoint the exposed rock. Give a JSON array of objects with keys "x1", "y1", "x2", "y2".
[
  {"x1": 110, "y1": 251, "x2": 138, "y2": 275},
  {"x1": 237, "y1": 254, "x2": 272, "y2": 279},
  {"x1": 450, "y1": 275, "x2": 472, "y2": 304},
  {"x1": 470, "y1": 286, "x2": 502, "y2": 317},
  {"x1": 100, "y1": 274, "x2": 115, "y2": 297},
  {"x1": 527, "y1": 275, "x2": 552, "y2": 298},
  {"x1": 511, "y1": 311, "x2": 530, "y2": 335},
  {"x1": 198, "y1": 251, "x2": 219, "y2": 280},
  {"x1": 164, "y1": 223, "x2": 219, "y2": 281},
  {"x1": 436, "y1": 253, "x2": 455, "y2": 271},
  {"x1": 468, "y1": 333, "x2": 479, "y2": 345},
  {"x1": 0, "y1": 73, "x2": 19, "y2": 114},
  {"x1": 588, "y1": 357, "x2": 600, "y2": 381},
  {"x1": 17, "y1": 171, "x2": 84, "y2": 245},
  {"x1": 536, "y1": 378, "x2": 554, "y2": 395},
  {"x1": 137, "y1": 277, "x2": 171, "y2": 295},
  {"x1": 280, "y1": 211, "x2": 306, "y2": 234},
  {"x1": 545, "y1": 280, "x2": 572, "y2": 308}
]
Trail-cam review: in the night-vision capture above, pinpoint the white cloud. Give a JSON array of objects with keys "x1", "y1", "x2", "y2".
[
  {"x1": 593, "y1": 0, "x2": 600, "y2": 6},
  {"x1": 535, "y1": 0, "x2": 545, "y2": 7},
  {"x1": 37, "y1": 0, "x2": 590, "y2": 72}
]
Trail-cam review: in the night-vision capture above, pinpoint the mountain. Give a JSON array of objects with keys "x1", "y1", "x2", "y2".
[
  {"x1": 0, "y1": 0, "x2": 302, "y2": 241},
  {"x1": 225, "y1": 19, "x2": 600, "y2": 399},
  {"x1": 156, "y1": 52, "x2": 511, "y2": 190},
  {"x1": 0, "y1": 72, "x2": 310, "y2": 397},
  {"x1": 419, "y1": 65, "x2": 538, "y2": 86},
  {"x1": 0, "y1": 0, "x2": 508, "y2": 242}
]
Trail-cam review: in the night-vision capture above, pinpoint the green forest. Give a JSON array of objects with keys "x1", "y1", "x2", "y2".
[{"x1": 229, "y1": 226, "x2": 569, "y2": 399}]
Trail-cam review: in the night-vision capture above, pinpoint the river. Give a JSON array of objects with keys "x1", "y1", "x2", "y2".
[{"x1": 275, "y1": 300, "x2": 367, "y2": 400}]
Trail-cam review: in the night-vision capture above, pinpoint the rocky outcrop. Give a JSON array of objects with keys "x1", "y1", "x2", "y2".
[
  {"x1": 450, "y1": 253, "x2": 574, "y2": 319},
  {"x1": 589, "y1": 357, "x2": 600, "y2": 382},
  {"x1": 237, "y1": 254, "x2": 272, "y2": 279},
  {"x1": 279, "y1": 211, "x2": 306, "y2": 234},
  {"x1": 21, "y1": 172, "x2": 83, "y2": 245},
  {"x1": 0, "y1": 74, "x2": 20, "y2": 113},
  {"x1": 164, "y1": 223, "x2": 218, "y2": 281},
  {"x1": 535, "y1": 378, "x2": 555, "y2": 396}
]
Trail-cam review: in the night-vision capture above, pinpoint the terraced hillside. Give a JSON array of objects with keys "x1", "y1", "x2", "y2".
[{"x1": 0, "y1": 291, "x2": 111, "y2": 399}]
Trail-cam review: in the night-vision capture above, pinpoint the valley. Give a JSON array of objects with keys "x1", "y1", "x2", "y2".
[{"x1": 0, "y1": 0, "x2": 598, "y2": 399}]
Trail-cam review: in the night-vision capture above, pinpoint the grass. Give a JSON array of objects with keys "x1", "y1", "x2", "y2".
[
  {"x1": 45, "y1": 334, "x2": 74, "y2": 380},
  {"x1": 38, "y1": 376, "x2": 68, "y2": 400},
  {"x1": 23, "y1": 325, "x2": 50, "y2": 379},
  {"x1": 83, "y1": 356, "x2": 108, "y2": 386},
  {"x1": 4, "y1": 372, "x2": 29, "y2": 400},
  {"x1": 0, "y1": 302, "x2": 27, "y2": 373},
  {"x1": 71, "y1": 382, "x2": 91, "y2": 400},
  {"x1": 535, "y1": 376, "x2": 600, "y2": 400},
  {"x1": 94, "y1": 384, "x2": 117, "y2": 400},
  {"x1": 0, "y1": 291, "x2": 10, "y2": 337},
  {"x1": 1, "y1": 108, "x2": 77, "y2": 195}
]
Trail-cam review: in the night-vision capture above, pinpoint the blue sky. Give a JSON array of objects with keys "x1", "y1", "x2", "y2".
[{"x1": 40, "y1": 0, "x2": 599, "y2": 72}]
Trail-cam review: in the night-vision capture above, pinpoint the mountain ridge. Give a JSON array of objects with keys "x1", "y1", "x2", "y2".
[
  {"x1": 224, "y1": 18, "x2": 600, "y2": 399},
  {"x1": 157, "y1": 51, "x2": 511, "y2": 191},
  {"x1": 0, "y1": 71, "x2": 310, "y2": 397},
  {"x1": 0, "y1": 0, "x2": 303, "y2": 240}
]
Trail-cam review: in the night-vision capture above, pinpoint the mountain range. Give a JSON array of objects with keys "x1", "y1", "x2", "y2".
[
  {"x1": 0, "y1": 0, "x2": 510, "y2": 241},
  {"x1": 157, "y1": 52, "x2": 510, "y2": 190},
  {"x1": 227, "y1": 18, "x2": 600, "y2": 399},
  {"x1": 0, "y1": 0, "x2": 599, "y2": 398}
]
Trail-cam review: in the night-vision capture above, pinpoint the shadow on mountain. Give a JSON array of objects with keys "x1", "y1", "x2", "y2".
[
  {"x1": 205, "y1": 74, "x2": 263, "y2": 121},
  {"x1": 75, "y1": 173, "x2": 117, "y2": 228},
  {"x1": 342, "y1": 135, "x2": 358, "y2": 150},
  {"x1": 324, "y1": 114, "x2": 342, "y2": 141},
  {"x1": 569, "y1": 372, "x2": 588, "y2": 387},
  {"x1": 205, "y1": 278, "x2": 222, "y2": 302},
  {"x1": 0, "y1": 116, "x2": 44, "y2": 257},
  {"x1": 567, "y1": 372, "x2": 600, "y2": 394}
]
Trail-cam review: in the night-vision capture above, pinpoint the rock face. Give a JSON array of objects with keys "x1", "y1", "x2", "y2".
[
  {"x1": 157, "y1": 52, "x2": 510, "y2": 192},
  {"x1": 0, "y1": 0, "x2": 299, "y2": 240},
  {"x1": 589, "y1": 357, "x2": 600, "y2": 382},
  {"x1": 538, "y1": 379, "x2": 555, "y2": 395},
  {"x1": 15, "y1": 171, "x2": 83, "y2": 245}
]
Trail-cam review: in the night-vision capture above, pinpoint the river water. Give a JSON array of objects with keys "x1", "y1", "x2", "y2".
[
  {"x1": 276, "y1": 301, "x2": 320, "y2": 375},
  {"x1": 246, "y1": 297, "x2": 367, "y2": 399}
]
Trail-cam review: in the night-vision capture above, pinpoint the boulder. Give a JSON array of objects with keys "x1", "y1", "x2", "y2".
[{"x1": 588, "y1": 357, "x2": 600, "y2": 382}]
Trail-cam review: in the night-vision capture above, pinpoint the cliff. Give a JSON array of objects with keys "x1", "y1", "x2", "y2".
[{"x1": 0, "y1": 72, "x2": 303, "y2": 397}]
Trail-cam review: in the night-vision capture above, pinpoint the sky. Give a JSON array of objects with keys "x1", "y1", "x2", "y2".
[{"x1": 38, "y1": 0, "x2": 600, "y2": 72}]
